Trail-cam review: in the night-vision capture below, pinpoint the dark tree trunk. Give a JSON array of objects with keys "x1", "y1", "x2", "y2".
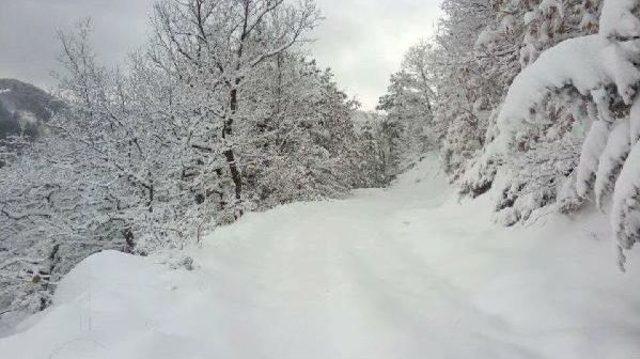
[
  {"x1": 223, "y1": 86, "x2": 243, "y2": 219},
  {"x1": 123, "y1": 226, "x2": 135, "y2": 254}
]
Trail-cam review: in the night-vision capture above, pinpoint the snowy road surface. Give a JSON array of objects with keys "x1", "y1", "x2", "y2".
[{"x1": 2, "y1": 157, "x2": 640, "y2": 358}]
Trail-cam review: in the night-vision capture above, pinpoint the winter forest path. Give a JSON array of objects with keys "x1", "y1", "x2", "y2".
[
  {"x1": 3, "y1": 156, "x2": 640, "y2": 359},
  {"x1": 189, "y1": 156, "x2": 640, "y2": 358}
]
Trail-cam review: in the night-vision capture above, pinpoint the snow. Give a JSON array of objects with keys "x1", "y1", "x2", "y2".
[
  {"x1": 500, "y1": 14, "x2": 516, "y2": 33},
  {"x1": 576, "y1": 120, "x2": 610, "y2": 197},
  {"x1": 2, "y1": 155, "x2": 640, "y2": 358},
  {"x1": 612, "y1": 143, "x2": 640, "y2": 250},
  {"x1": 475, "y1": 29, "x2": 499, "y2": 48},
  {"x1": 539, "y1": 0, "x2": 562, "y2": 16},
  {"x1": 600, "y1": 0, "x2": 640, "y2": 39},
  {"x1": 493, "y1": 34, "x2": 640, "y2": 151},
  {"x1": 630, "y1": 95, "x2": 640, "y2": 142},
  {"x1": 595, "y1": 119, "x2": 631, "y2": 207},
  {"x1": 523, "y1": 11, "x2": 536, "y2": 26}
]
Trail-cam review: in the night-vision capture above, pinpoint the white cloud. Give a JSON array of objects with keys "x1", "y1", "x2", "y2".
[
  {"x1": 0, "y1": 0, "x2": 153, "y2": 90},
  {"x1": 310, "y1": 0, "x2": 440, "y2": 109}
]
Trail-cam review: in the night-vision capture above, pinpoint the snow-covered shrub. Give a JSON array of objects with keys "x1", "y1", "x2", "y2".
[
  {"x1": 461, "y1": 0, "x2": 601, "y2": 195},
  {"x1": 492, "y1": 88, "x2": 589, "y2": 223},
  {"x1": 490, "y1": 0, "x2": 640, "y2": 258}
]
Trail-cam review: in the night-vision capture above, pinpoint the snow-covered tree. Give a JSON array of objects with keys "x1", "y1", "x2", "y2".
[
  {"x1": 377, "y1": 42, "x2": 436, "y2": 176},
  {"x1": 1, "y1": 0, "x2": 386, "y2": 316},
  {"x1": 484, "y1": 0, "x2": 640, "y2": 264},
  {"x1": 149, "y1": 0, "x2": 322, "y2": 219}
]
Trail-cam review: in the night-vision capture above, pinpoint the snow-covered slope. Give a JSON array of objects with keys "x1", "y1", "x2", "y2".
[{"x1": 2, "y1": 155, "x2": 640, "y2": 358}]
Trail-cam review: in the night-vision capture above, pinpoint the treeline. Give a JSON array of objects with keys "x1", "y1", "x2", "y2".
[
  {"x1": 382, "y1": 0, "x2": 640, "y2": 266},
  {"x1": 0, "y1": 0, "x2": 399, "y2": 315}
]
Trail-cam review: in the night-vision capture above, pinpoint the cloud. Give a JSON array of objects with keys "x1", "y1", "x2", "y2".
[
  {"x1": 0, "y1": 0, "x2": 153, "y2": 90},
  {"x1": 310, "y1": 0, "x2": 440, "y2": 109},
  {"x1": 0, "y1": 0, "x2": 440, "y2": 109}
]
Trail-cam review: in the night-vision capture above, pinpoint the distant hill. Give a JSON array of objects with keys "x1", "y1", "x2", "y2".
[{"x1": 0, "y1": 79, "x2": 63, "y2": 139}]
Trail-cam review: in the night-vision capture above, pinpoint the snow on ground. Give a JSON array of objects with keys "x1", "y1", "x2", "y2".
[{"x1": 2, "y1": 155, "x2": 640, "y2": 358}]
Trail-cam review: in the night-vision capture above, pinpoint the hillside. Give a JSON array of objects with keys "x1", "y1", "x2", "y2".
[
  {"x1": 0, "y1": 78, "x2": 62, "y2": 139},
  {"x1": 2, "y1": 156, "x2": 639, "y2": 358}
]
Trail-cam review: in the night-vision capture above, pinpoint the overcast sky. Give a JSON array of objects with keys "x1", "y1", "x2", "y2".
[{"x1": 0, "y1": 0, "x2": 440, "y2": 110}]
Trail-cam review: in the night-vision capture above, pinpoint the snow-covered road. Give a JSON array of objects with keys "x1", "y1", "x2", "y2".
[{"x1": 2, "y1": 156, "x2": 640, "y2": 358}]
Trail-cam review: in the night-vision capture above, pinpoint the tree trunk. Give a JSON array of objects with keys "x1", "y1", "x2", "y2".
[
  {"x1": 123, "y1": 226, "x2": 135, "y2": 254},
  {"x1": 223, "y1": 86, "x2": 243, "y2": 219}
]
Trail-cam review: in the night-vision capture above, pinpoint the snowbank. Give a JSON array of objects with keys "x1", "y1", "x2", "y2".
[{"x1": 1, "y1": 155, "x2": 640, "y2": 358}]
